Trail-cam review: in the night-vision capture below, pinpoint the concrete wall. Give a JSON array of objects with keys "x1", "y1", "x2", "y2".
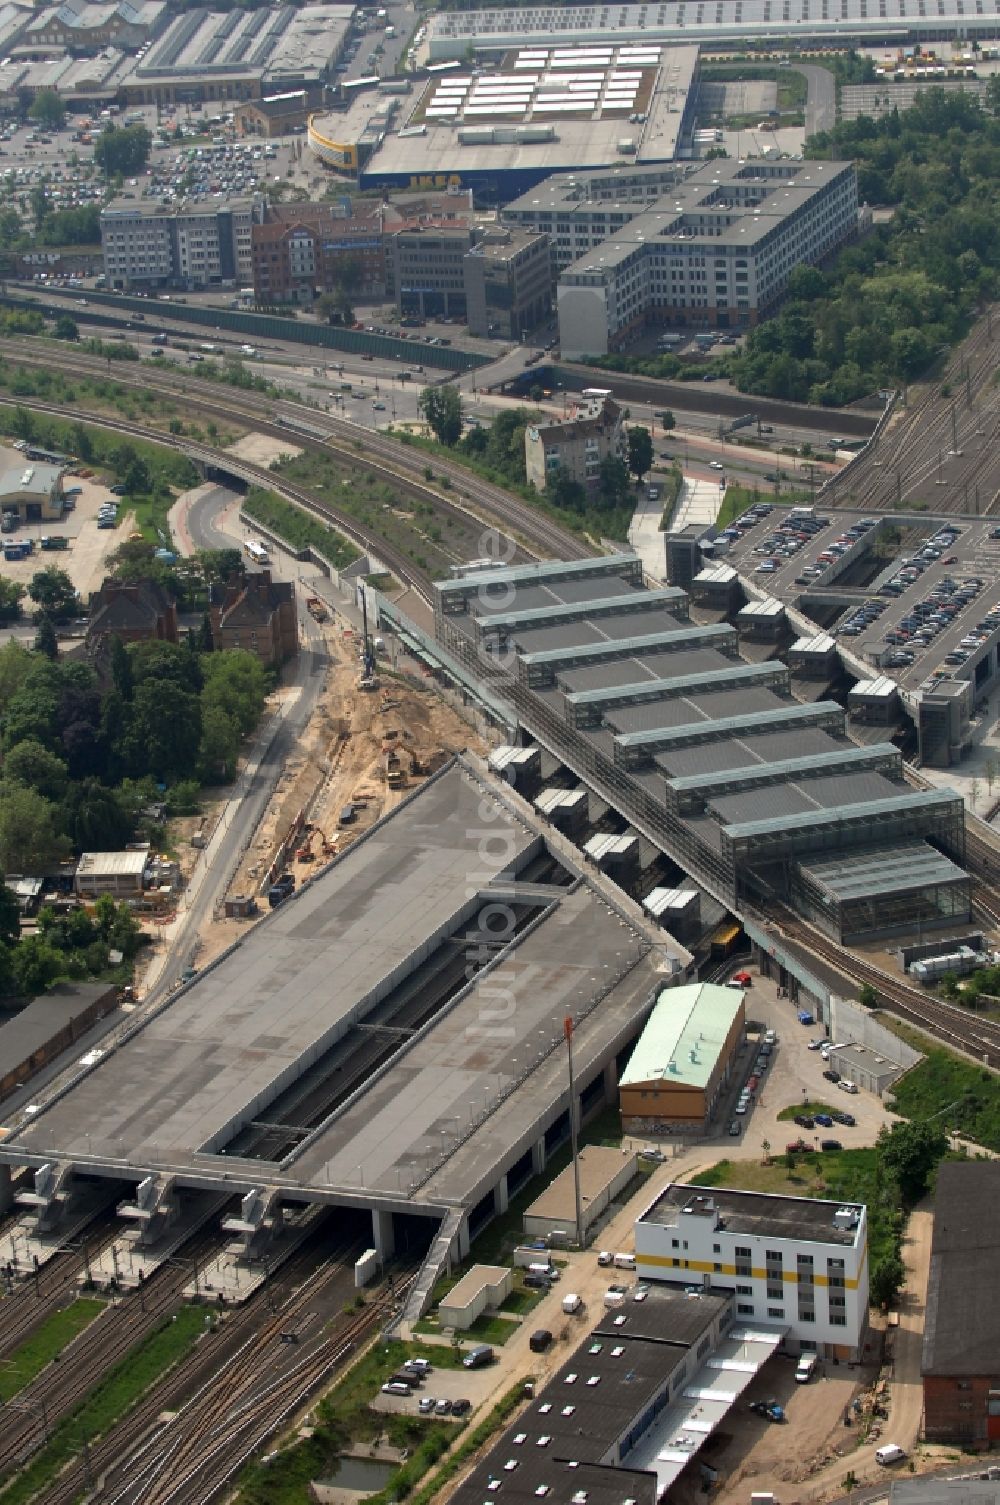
[
  {"x1": 828, "y1": 995, "x2": 924, "y2": 1089},
  {"x1": 557, "y1": 283, "x2": 611, "y2": 360}
]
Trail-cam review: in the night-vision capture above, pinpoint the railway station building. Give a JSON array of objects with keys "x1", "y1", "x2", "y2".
[{"x1": 431, "y1": 555, "x2": 969, "y2": 943}]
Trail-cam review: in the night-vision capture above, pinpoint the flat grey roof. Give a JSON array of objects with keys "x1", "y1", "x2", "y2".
[
  {"x1": 721, "y1": 786, "x2": 962, "y2": 842},
  {"x1": 640, "y1": 1183, "x2": 865, "y2": 1247},
  {"x1": 607, "y1": 684, "x2": 783, "y2": 736},
  {"x1": 8, "y1": 764, "x2": 537, "y2": 1170},
  {"x1": 512, "y1": 607, "x2": 689, "y2": 655},
  {"x1": 0, "y1": 983, "x2": 116, "y2": 1068},
  {"x1": 3, "y1": 759, "x2": 684, "y2": 1214}
]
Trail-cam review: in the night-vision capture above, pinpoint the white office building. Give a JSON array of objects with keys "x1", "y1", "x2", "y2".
[
  {"x1": 551, "y1": 158, "x2": 859, "y2": 356},
  {"x1": 101, "y1": 197, "x2": 265, "y2": 291},
  {"x1": 635, "y1": 1184, "x2": 870, "y2": 1361}
]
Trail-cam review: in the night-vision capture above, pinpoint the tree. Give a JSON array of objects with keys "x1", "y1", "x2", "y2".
[
  {"x1": 93, "y1": 124, "x2": 152, "y2": 178},
  {"x1": 626, "y1": 425, "x2": 653, "y2": 482},
  {"x1": 546, "y1": 465, "x2": 586, "y2": 512},
  {"x1": 761, "y1": 1138, "x2": 771, "y2": 1165},
  {"x1": 28, "y1": 90, "x2": 65, "y2": 130},
  {"x1": 202, "y1": 650, "x2": 267, "y2": 735},
  {"x1": 110, "y1": 444, "x2": 151, "y2": 496},
  {"x1": 196, "y1": 548, "x2": 243, "y2": 586},
  {"x1": 10, "y1": 933, "x2": 66, "y2": 997},
  {"x1": 27, "y1": 566, "x2": 78, "y2": 623},
  {"x1": 858, "y1": 982, "x2": 878, "y2": 1008},
  {"x1": 0, "y1": 576, "x2": 24, "y2": 623},
  {"x1": 877, "y1": 1120, "x2": 948, "y2": 1206},
  {"x1": 4, "y1": 738, "x2": 68, "y2": 801},
  {"x1": 33, "y1": 613, "x2": 58, "y2": 660},
  {"x1": 122, "y1": 679, "x2": 202, "y2": 782},
  {"x1": 199, "y1": 704, "x2": 241, "y2": 780},
  {"x1": 0, "y1": 882, "x2": 20, "y2": 945},
  {"x1": 869, "y1": 1252, "x2": 906, "y2": 1309},
  {"x1": 53, "y1": 315, "x2": 79, "y2": 342},
  {"x1": 418, "y1": 384, "x2": 463, "y2": 446},
  {"x1": 0, "y1": 783, "x2": 69, "y2": 873},
  {"x1": 657, "y1": 409, "x2": 675, "y2": 432},
  {"x1": 597, "y1": 454, "x2": 631, "y2": 508}
]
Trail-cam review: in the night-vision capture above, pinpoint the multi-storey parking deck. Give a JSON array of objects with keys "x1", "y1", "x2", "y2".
[
  {"x1": 0, "y1": 758, "x2": 683, "y2": 1265},
  {"x1": 433, "y1": 555, "x2": 970, "y2": 943}
]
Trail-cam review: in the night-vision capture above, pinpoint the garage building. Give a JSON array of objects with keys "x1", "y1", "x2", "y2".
[
  {"x1": 522, "y1": 1144, "x2": 638, "y2": 1243},
  {"x1": 619, "y1": 981, "x2": 745, "y2": 1136},
  {"x1": 438, "y1": 1264, "x2": 513, "y2": 1330},
  {"x1": 0, "y1": 461, "x2": 65, "y2": 523}
]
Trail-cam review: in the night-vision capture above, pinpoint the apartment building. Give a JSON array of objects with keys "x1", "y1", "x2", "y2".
[
  {"x1": 553, "y1": 159, "x2": 859, "y2": 356},
  {"x1": 101, "y1": 197, "x2": 265, "y2": 291},
  {"x1": 524, "y1": 395, "x2": 624, "y2": 492},
  {"x1": 463, "y1": 226, "x2": 551, "y2": 339},
  {"x1": 635, "y1": 1184, "x2": 870, "y2": 1360},
  {"x1": 251, "y1": 202, "x2": 396, "y2": 304}
]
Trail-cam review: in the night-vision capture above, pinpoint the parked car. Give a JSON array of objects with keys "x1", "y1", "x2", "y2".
[
  {"x1": 823, "y1": 1068, "x2": 841, "y2": 1083},
  {"x1": 820, "y1": 1138, "x2": 844, "y2": 1152},
  {"x1": 529, "y1": 1329, "x2": 553, "y2": 1352},
  {"x1": 785, "y1": 1139, "x2": 811, "y2": 1154},
  {"x1": 814, "y1": 1113, "x2": 834, "y2": 1127},
  {"x1": 452, "y1": 1399, "x2": 472, "y2": 1416},
  {"x1": 794, "y1": 1114, "x2": 815, "y2": 1129},
  {"x1": 832, "y1": 1110, "x2": 856, "y2": 1126},
  {"x1": 837, "y1": 1079, "x2": 859, "y2": 1094}
]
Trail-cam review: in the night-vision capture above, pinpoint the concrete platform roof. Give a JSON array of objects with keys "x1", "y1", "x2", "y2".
[{"x1": 2, "y1": 758, "x2": 686, "y2": 1216}]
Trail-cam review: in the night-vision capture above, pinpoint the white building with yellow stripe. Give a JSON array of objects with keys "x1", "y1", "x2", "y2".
[{"x1": 635, "y1": 1185, "x2": 869, "y2": 1361}]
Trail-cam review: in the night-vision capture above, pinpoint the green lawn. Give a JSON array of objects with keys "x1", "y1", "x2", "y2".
[
  {"x1": 242, "y1": 486, "x2": 359, "y2": 571},
  {"x1": 0, "y1": 1299, "x2": 105, "y2": 1403},
  {"x1": 0, "y1": 1304, "x2": 207, "y2": 1505},
  {"x1": 500, "y1": 1285, "x2": 544, "y2": 1317},
  {"x1": 463, "y1": 1314, "x2": 519, "y2": 1346},
  {"x1": 884, "y1": 1037, "x2": 1000, "y2": 1151}
]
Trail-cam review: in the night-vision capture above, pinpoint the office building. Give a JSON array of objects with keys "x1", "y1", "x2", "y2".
[
  {"x1": 555, "y1": 159, "x2": 859, "y2": 355},
  {"x1": 389, "y1": 221, "x2": 477, "y2": 321},
  {"x1": 234, "y1": 86, "x2": 323, "y2": 138},
  {"x1": 923, "y1": 1161, "x2": 1000, "y2": 1448},
  {"x1": 463, "y1": 227, "x2": 551, "y2": 339},
  {"x1": 524, "y1": 396, "x2": 625, "y2": 491},
  {"x1": 101, "y1": 196, "x2": 264, "y2": 290},
  {"x1": 619, "y1": 981, "x2": 745, "y2": 1135},
  {"x1": 635, "y1": 1184, "x2": 870, "y2": 1359}
]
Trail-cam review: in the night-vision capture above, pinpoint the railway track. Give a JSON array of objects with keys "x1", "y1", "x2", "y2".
[
  {"x1": 0, "y1": 337, "x2": 590, "y2": 568},
  {"x1": 30, "y1": 1232, "x2": 363, "y2": 1505},
  {"x1": 773, "y1": 906, "x2": 1000, "y2": 1065},
  {"x1": 0, "y1": 1199, "x2": 236, "y2": 1480},
  {"x1": 824, "y1": 312, "x2": 1000, "y2": 516},
  {"x1": 33, "y1": 1252, "x2": 411, "y2": 1505},
  {"x1": 0, "y1": 1212, "x2": 121, "y2": 1363}
]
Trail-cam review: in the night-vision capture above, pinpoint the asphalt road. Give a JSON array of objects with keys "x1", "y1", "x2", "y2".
[{"x1": 800, "y1": 63, "x2": 838, "y2": 136}]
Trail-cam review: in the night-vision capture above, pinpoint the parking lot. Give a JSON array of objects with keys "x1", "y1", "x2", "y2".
[
  {"x1": 2, "y1": 455, "x2": 129, "y2": 600},
  {"x1": 721, "y1": 501, "x2": 1000, "y2": 695}
]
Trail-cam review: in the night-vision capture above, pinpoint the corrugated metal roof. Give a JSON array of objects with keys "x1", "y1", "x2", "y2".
[
  {"x1": 849, "y1": 676, "x2": 899, "y2": 699},
  {"x1": 666, "y1": 744, "x2": 898, "y2": 798},
  {"x1": 722, "y1": 787, "x2": 961, "y2": 841},
  {"x1": 519, "y1": 624, "x2": 730, "y2": 668},
  {"x1": 621, "y1": 982, "x2": 744, "y2": 1089},
  {"x1": 438, "y1": 553, "x2": 638, "y2": 597},
  {"x1": 615, "y1": 699, "x2": 843, "y2": 749},
  {"x1": 797, "y1": 841, "x2": 968, "y2": 900},
  {"x1": 76, "y1": 849, "x2": 149, "y2": 879}
]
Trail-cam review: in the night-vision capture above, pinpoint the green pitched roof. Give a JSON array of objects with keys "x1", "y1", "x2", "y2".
[{"x1": 621, "y1": 982, "x2": 745, "y2": 1090}]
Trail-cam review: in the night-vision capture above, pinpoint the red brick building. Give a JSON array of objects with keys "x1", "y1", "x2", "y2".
[
  {"x1": 922, "y1": 1161, "x2": 1000, "y2": 1449},
  {"x1": 87, "y1": 578, "x2": 178, "y2": 649},
  {"x1": 210, "y1": 569, "x2": 298, "y2": 666},
  {"x1": 251, "y1": 203, "x2": 399, "y2": 305}
]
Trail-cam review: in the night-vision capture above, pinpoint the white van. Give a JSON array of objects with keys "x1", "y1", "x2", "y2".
[
  {"x1": 875, "y1": 1445, "x2": 907, "y2": 1466},
  {"x1": 562, "y1": 1292, "x2": 582, "y2": 1315},
  {"x1": 613, "y1": 1252, "x2": 636, "y2": 1271},
  {"x1": 795, "y1": 1353, "x2": 818, "y2": 1383}
]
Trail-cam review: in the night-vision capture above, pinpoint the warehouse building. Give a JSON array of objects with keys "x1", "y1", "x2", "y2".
[
  {"x1": 0, "y1": 983, "x2": 119, "y2": 1105},
  {"x1": 24, "y1": 0, "x2": 167, "y2": 51},
  {"x1": 233, "y1": 86, "x2": 324, "y2": 138},
  {"x1": 635, "y1": 1184, "x2": 870, "y2": 1359},
  {"x1": 556, "y1": 159, "x2": 860, "y2": 354},
  {"x1": 122, "y1": 4, "x2": 353, "y2": 107},
  {"x1": 449, "y1": 1284, "x2": 807, "y2": 1505},
  {"x1": 101, "y1": 196, "x2": 264, "y2": 291},
  {"x1": 352, "y1": 43, "x2": 700, "y2": 202},
  {"x1": 522, "y1": 1144, "x2": 638, "y2": 1243},
  {"x1": 619, "y1": 981, "x2": 745, "y2": 1136},
  {"x1": 0, "y1": 460, "x2": 65, "y2": 522},
  {"x1": 432, "y1": 556, "x2": 969, "y2": 940},
  {"x1": 425, "y1": 0, "x2": 1000, "y2": 60},
  {"x1": 922, "y1": 1161, "x2": 1000, "y2": 1449}
]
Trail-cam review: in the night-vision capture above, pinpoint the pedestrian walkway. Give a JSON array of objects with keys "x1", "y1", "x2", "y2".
[
  {"x1": 628, "y1": 487, "x2": 667, "y2": 581},
  {"x1": 672, "y1": 475, "x2": 725, "y2": 531}
]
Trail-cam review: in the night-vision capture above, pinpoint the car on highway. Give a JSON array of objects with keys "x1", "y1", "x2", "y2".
[{"x1": 709, "y1": 460, "x2": 724, "y2": 470}]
